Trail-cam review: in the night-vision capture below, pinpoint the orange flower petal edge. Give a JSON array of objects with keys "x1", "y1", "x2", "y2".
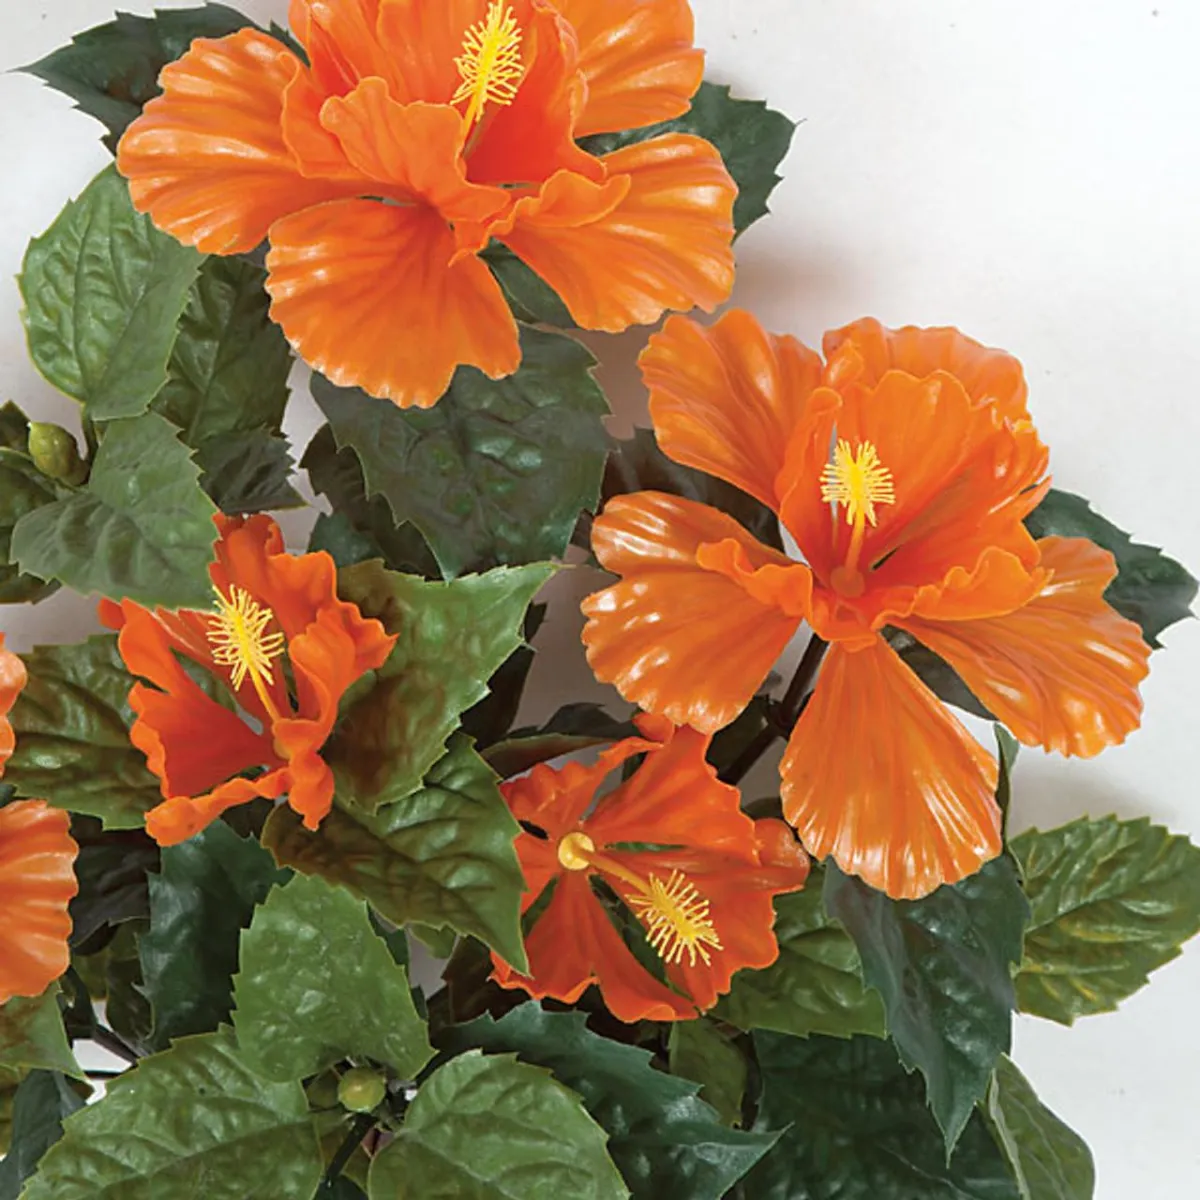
[{"x1": 0, "y1": 633, "x2": 28, "y2": 775}]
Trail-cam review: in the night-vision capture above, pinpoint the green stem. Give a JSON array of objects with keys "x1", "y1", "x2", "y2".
[{"x1": 322, "y1": 1113, "x2": 375, "y2": 1188}]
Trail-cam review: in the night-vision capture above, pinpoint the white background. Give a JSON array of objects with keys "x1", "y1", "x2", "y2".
[{"x1": 2, "y1": 1, "x2": 1198, "y2": 1192}]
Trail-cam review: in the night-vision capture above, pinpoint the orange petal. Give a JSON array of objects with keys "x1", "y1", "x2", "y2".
[
  {"x1": 117, "y1": 29, "x2": 352, "y2": 254},
  {"x1": 549, "y1": 0, "x2": 703, "y2": 136},
  {"x1": 0, "y1": 801, "x2": 78, "y2": 1005},
  {"x1": 0, "y1": 634, "x2": 28, "y2": 777},
  {"x1": 823, "y1": 318, "x2": 1030, "y2": 422},
  {"x1": 583, "y1": 492, "x2": 806, "y2": 733},
  {"x1": 288, "y1": 0, "x2": 398, "y2": 97},
  {"x1": 497, "y1": 134, "x2": 735, "y2": 331},
  {"x1": 896, "y1": 536, "x2": 1150, "y2": 758},
  {"x1": 642, "y1": 309, "x2": 825, "y2": 512},
  {"x1": 266, "y1": 199, "x2": 520, "y2": 407},
  {"x1": 781, "y1": 639, "x2": 1002, "y2": 900},
  {"x1": 145, "y1": 770, "x2": 289, "y2": 847}
]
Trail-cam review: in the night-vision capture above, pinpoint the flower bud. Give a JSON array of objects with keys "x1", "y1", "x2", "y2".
[
  {"x1": 27, "y1": 422, "x2": 87, "y2": 485},
  {"x1": 337, "y1": 1067, "x2": 388, "y2": 1114}
]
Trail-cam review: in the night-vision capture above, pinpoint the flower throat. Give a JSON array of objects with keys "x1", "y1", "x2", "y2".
[{"x1": 820, "y1": 438, "x2": 896, "y2": 596}]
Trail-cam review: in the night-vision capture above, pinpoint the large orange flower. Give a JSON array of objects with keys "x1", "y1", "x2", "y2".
[
  {"x1": 116, "y1": 0, "x2": 734, "y2": 409},
  {"x1": 100, "y1": 515, "x2": 396, "y2": 846},
  {"x1": 1, "y1": 635, "x2": 78, "y2": 1006},
  {"x1": 491, "y1": 715, "x2": 810, "y2": 1022},
  {"x1": 582, "y1": 312, "x2": 1151, "y2": 899}
]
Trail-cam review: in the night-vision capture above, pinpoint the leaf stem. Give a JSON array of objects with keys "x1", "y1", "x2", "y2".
[{"x1": 323, "y1": 1112, "x2": 376, "y2": 1187}]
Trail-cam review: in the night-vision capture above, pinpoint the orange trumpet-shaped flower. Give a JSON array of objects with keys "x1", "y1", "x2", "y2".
[
  {"x1": 582, "y1": 311, "x2": 1151, "y2": 899},
  {"x1": 100, "y1": 515, "x2": 396, "y2": 847},
  {"x1": 491, "y1": 715, "x2": 810, "y2": 1022},
  {"x1": 116, "y1": 0, "x2": 734, "y2": 409}
]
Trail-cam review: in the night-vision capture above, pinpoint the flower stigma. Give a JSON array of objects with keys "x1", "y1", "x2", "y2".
[
  {"x1": 820, "y1": 438, "x2": 896, "y2": 594},
  {"x1": 453, "y1": 2, "x2": 525, "y2": 133},
  {"x1": 627, "y1": 870, "x2": 724, "y2": 967},
  {"x1": 207, "y1": 585, "x2": 287, "y2": 723},
  {"x1": 557, "y1": 830, "x2": 596, "y2": 871}
]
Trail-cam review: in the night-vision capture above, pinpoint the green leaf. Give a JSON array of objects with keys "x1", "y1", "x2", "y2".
[
  {"x1": 368, "y1": 1051, "x2": 628, "y2": 1200},
  {"x1": 985, "y1": 1057, "x2": 1095, "y2": 1200},
  {"x1": 481, "y1": 246, "x2": 577, "y2": 328},
  {"x1": 4, "y1": 635, "x2": 161, "y2": 829},
  {"x1": 20, "y1": 1028, "x2": 323, "y2": 1200},
  {"x1": 580, "y1": 82, "x2": 795, "y2": 236},
  {"x1": 667, "y1": 1020, "x2": 747, "y2": 1128},
  {"x1": 483, "y1": 703, "x2": 636, "y2": 780},
  {"x1": 714, "y1": 869, "x2": 887, "y2": 1040},
  {"x1": 0, "y1": 1071, "x2": 84, "y2": 1200},
  {"x1": 140, "y1": 822, "x2": 287, "y2": 1050},
  {"x1": 460, "y1": 602, "x2": 547, "y2": 749},
  {"x1": 0, "y1": 1066, "x2": 22, "y2": 1156},
  {"x1": 0, "y1": 448, "x2": 60, "y2": 604},
  {"x1": 1025, "y1": 489, "x2": 1197, "y2": 648},
  {"x1": 264, "y1": 736, "x2": 527, "y2": 970},
  {"x1": 443, "y1": 1003, "x2": 779, "y2": 1199},
  {"x1": 885, "y1": 628, "x2": 993, "y2": 719},
  {"x1": 21, "y1": 5, "x2": 258, "y2": 152},
  {"x1": 195, "y1": 430, "x2": 303, "y2": 514},
  {"x1": 314, "y1": 326, "x2": 609, "y2": 578},
  {"x1": 98, "y1": 923, "x2": 154, "y2": 1054},
  {"x1": 1010, "y1": 816, "x2": 1200, "y2": 1024},
  {"x1": 328, "y1": 560, "x2": 553, "y2": 811},
  {"x1": 995, "y1": 727, "x2": 1019, "y2": 829},
  {"x1": 0, "y1": 403, "x2": 31, "y2": 451},
  {"x1": 68, "y1": 819, "x2": 159, "y2": 947},
  {"x1": 233, "y1": 873, "x2": 433, "y2": 1083},
  {"x1": 823, "y1": 859, "x2": 1029, "y2": 1151},
  {"x1": 743, "y1": 1032, "x2": 1020, "y2": 1200},
  {"x1": 19, "y1": 166, "x2": 204, "y2": 420},
  {"x1": 11, "y1": 411, "x2": 218, "y2": 609},
  {"x1": 0, "y1": 990, "x2": 81, "y2": 1080}
]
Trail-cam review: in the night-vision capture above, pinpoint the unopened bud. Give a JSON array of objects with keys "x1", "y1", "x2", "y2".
[
  {"x1": 27, "y1": 422, "x2": 87, "y2": 485},
  {"x1": 337, "y1": 1067, "x2": 387, "y2": 1114}
]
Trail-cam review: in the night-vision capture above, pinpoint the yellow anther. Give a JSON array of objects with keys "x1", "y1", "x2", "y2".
[
  {"x1": 207, "y1": 585, "x2": 287, "y2": 723},
  {"x1": 820, "y1": 438, "x2": 895, "y2": 529},
  {"x1": 452, "y1": 2, "x2": 525, "y2": 132},
  {"x1": 557, "y1": 831, "x2": 596, "y2": 871},
  {"x1": 626, "y1": 870, "x2": 723, "y2": 968}
]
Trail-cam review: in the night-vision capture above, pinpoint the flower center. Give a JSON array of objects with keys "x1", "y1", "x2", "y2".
[
  {"x1": 819, "y1": 438, "x2": 896, "y2": 595},
  {"x1": 206, "y1": 585, "x2": 287, "y2": 723},
  {"x1": 557, "y1": 830, "x2": 596, "y2": 871},
  {"x1": 452, "y1": 2, "x2": 526, "y2": 133}
]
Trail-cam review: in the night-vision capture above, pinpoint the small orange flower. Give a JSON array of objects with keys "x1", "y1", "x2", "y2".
[
  {"x1": 100, "y1": 515, "x2": 396, "y2": 846},
  {"x1": 491, "y1": 715, "x2": 810, "y2": 1022},
  {"x1": 582, "y1": 311, "x2": 1151, "y2": 899},
  {"x1": 116, "y1": 0, "x2": 734, "y2": 409}
]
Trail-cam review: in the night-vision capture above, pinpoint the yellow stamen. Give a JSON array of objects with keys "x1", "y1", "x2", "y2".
[
  {"x1": 820, "y1": 438, "x2": 896, "y2": 589},
  {"x1": 207, "y1": 585, "x2": 287, "y2": 724},
  {"x1": 627, "y1": 870, "x2": 724, "y2": 968},
  {"x1": 452, "y1": 2, "x2": 525, "y2": 132}
]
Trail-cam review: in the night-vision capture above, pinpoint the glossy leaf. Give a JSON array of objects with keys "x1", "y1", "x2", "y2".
[
  {"x1": 233, "y1": 873, "x2": 432, "y2": 1082},
  {"x1": 743, "y1": 1032, "x2": 1020, "y2": 1200},
  {"x1": 367, "y1": 1051, "x2": 628, "y2": 1200},
  {"x1": 0, "y1": 448, "x2": 59, "y2": 605},
  {"x1": 20, "y1": 1028, "x2": 323, "y2": 1200},
  {"x1": 4, "y1": 635, "x2": 161, "y2": 829},
  {"x1": 1010, "y1": 816, "x2": 1200, "y2": 1024},
  {"x1": 19, "y1": 167, "x2": 203, "y2": 420},
  {"x1": 985, "y1": 1057, "x2": 1095, "y2": 1200},
  {"x1": 264, "y1": 736, "x2": 527, "y2": 970},
  {"x1": 140, "y1": 822, "x2": 287, "y2": 1050},
  {"x1": 823, "y1": 859, "x2": 1029, "y2": 1151},
  {"x1": 11, "y1": 412, "x2": 218, "y2": 610},
  {"x1": 0, "y1": 1071, "x2": 84, "y2": 1200},
  {"x1": 0, "y1": 990, "x2": 81, "y2": 1080},
  {"x1": 314, "y1": 327, "x2": 609, "y2": 578},
  {"x1": 667, "y1": 1020, "x2": 747, "y2": 1128},
  {"x1": 195, "y1": 430, "x2": 303, "y2": 515},
  {"x1": 483, "y1": 703, "x2": 637, "y2": 780},
  {"x1": 443, "y1": 1003, "x2": 779, "y2": 1199},
  {"x1": 68, "y1": 819, "x2": 159, "y2": 947}
]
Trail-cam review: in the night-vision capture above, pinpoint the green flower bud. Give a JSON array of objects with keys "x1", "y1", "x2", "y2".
[
  {"x1": 337, "y1": 1067, "x2": 388, "y2": 1114},
  {"x1": 27, "y1": 422, "x2": 87, "y2": 485}
]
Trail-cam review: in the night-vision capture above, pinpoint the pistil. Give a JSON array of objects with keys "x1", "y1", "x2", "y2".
[
  {"x1": 453, "y1": 2, "x2": 526, "y2": 134},
  {"x1": 820, "y1": 437, "x2": 896, "y2": 595}
]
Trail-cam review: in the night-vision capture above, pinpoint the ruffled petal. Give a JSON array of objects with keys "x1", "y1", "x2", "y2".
[
  {"x1": 550, "y1": 0, "x2": 704, "y2": 136},
  {"x1": 0, "y1": 634, "x2": 28, "y2": 776},
  {"x1": 896, "y1": 536, "x2": 1150, "y2": 758},
  {"x1": 583, "y1": 492, "x2": 806, "y2": 733},
  {"x1": 288, "y1": 0, "x2": 398, "y2": 97},
  {"x1": 117, "y1": 29, "x2": 352, "y2": 254},
  {"x1": 145, "y1": 770, "x2": 289, "y2": 848},
  {"x1": 497, "y1": 134, "x2": 735, "y2": 331},
  {"x1": 781, "y1": 639, "x2": 1002, "y2": 900},
  {"x1": 265, "y1": 199, "x2": 520, "y2": 407},
  {"x1": 641, "y1": 310, "x2": 825, "y2": 512}
]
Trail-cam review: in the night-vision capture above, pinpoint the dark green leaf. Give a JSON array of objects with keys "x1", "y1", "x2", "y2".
[
  {"x1": 19, "y1": 166, "x2": 203, "y2": 420},
  {"x1": 481, "y1": 245, "x2": 577, "y2": 328},
  {"x1": 314, "y1": 326, "x2": 609, "y2": 578},
  {"x1": 1010, "y1": 816, "x2": 1200, "y2": 1024},
  {"x1": 4, "y1": 634, "x2": 161, "y2": 829},
  {"x1": 0, "y1": 1071, "x2": 84, "y2": 1200},
  {"x1": 460, "y1": 603, "x2": 547, "y2": 748},
  {"x1": 483, "y1": 703, "x2": 636, "y2": 780},
  {"x1": 744, "y1": 1033, "x2": 1020, "y2": 1200},
  {"x1": 667, "y1": 1020, "x2": 747, "y2": 1127},
  {"x1": 98, "y1": 923, "x2": 154, "y2": 1054},
  {"x1": 68, "y1": 818, "x2": 159, "y2": 947},
  {"x1": 580, "y1": 82, "x2": 795, "y2": 235},
  {"x1": 21, "y1": 5, "x2": 258, "y2": 151},
  {"x1": 885, "y1": 628, "x2": 993, "y2": 719},
  {"x1": 0, "y1": 990, "x2": 81, "y2": 1080},
  {"x1": 714, "y1": 869, "x2": 886, "y2": 1040},
  {"x1": 985, "y1": 1057, "x2": 1095, "y2": 1200},
  {"x1": 233, "y1": 873, "x2": 432, "y2": 1083},
  {"x1": 1025, "y1": 489, "x2": 1196, "y2": 648},
  {"x1": 140, "y1": 822, "x2": 287, "y2": 1050},
  {"x1": 264, "y1": 736, "x2": 527, "y2": 970},
  {"x1": 0, "y1": 1066, "x2": 22, "y2": 1156},
  {"x1": 195, "y1": 430, "x2": 303, "y2": 514},
  {"x1": 995, "y1": 727, "x2": 1019, "y2": 830},
  {"x1": 443, "y1": 1003, "x2": 779, "y2": 1200},
  {"x1": 11, "y1": 411, "x2": 218, "y2": 609},
  {"x1": 0, "y1": 403, "x2": 30, "y2": 451},
  {"x1": 0, "y1": 448, "x2": 60, "y2": 604},
  {"x1": 20, "y1": 1028, "x2": 323, "y2": 1200},
  {"x1": 823, "y1": 859, "x2": 1029, "y2": 1151}
]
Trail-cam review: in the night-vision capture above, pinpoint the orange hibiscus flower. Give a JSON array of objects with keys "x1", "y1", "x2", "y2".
[
  {"x1": 491, "y1": 715, "x2": 810, "y2": 1022},
  {"x1": 116, "y1": 0, "x2": 735, "y2": 409},
  {"x1": 1, "y1": 635, "x2": 78, "y2": 1006},
  {"x1": 581, "y1": 311, "x2": 1151, "y2": 899},
  {"x1": 100, "y1": 515, "x2": 396, "y2": 847}
]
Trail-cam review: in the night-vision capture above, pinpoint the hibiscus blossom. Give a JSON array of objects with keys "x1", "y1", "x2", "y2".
[
  {"x1": 492, "y1": 715, "x2": 810, "y2": 1022},
  {"x1": 116, "y1": 0, "x2": 735, "y2": 408},
  {"x1": 581, "y1": 311, "x2": 1150, "y2": 899},
  {"x1": 101, "y1": 515, "x2": 396, "y2": 846}
]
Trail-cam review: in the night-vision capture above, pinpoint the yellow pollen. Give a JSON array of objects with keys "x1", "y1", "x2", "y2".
[
  {"x1": 207, "y1": 585, "x2": 286, "y2": 722},
  {"x1": 557, "y1": 831, "x2": 596, "y2": 871},
  {"x1": 626, "y1": 870, "x2": 723, "y2": 968},
  {"x1": 820, "y1": 438, "x2": 896, "y2": 528},
  {"x1": 452, "y1": 2, "x2": 525, "y2": 132}
]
